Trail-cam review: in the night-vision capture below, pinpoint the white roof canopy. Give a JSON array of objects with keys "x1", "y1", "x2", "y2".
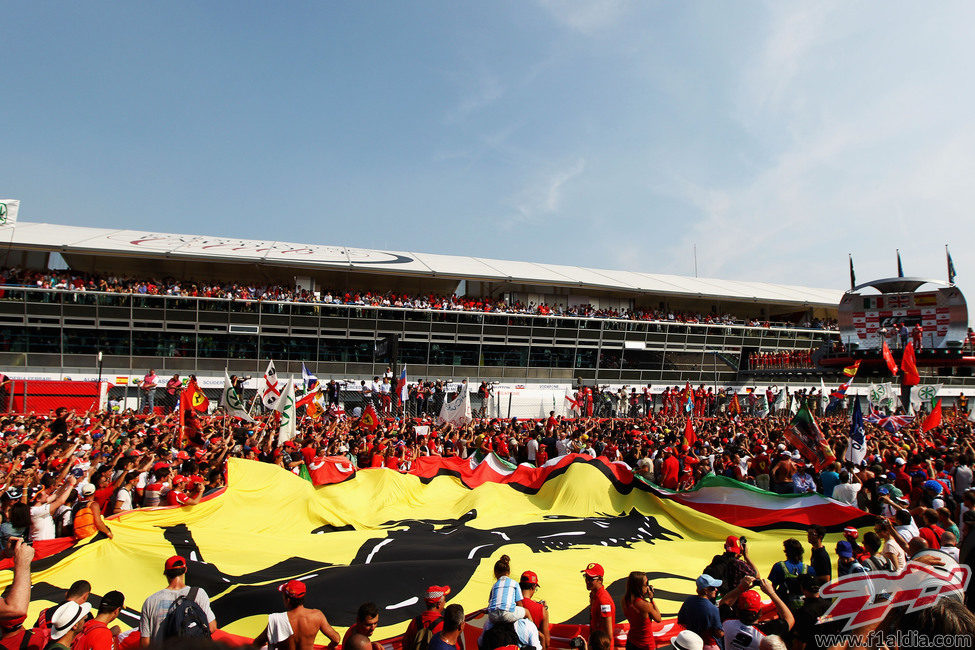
[{"x1": 0, "y1": 221, "x2": 843, "y2": 307}]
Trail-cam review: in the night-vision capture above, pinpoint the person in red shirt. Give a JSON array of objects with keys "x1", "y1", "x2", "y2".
[
  {"x1": 91, "y1": 471, "x2": 122, "y2": 513},
  {"x1": 519, "y1": 571, "x2": 549, "y2": 649},
  {"x1": 621, "y1": 571, "x2": 661, "y2": 650},
  {"x1": 918, "y1": 509, "x2": 944, "y2": 549},
  {"x1": 0, "y1": 615, "x2": 47, "y2": 650},
  {"x1": 536, "y1": 444, "x2": 549, "y2": 466},
  {"x1": 401, "y1": 585, "x2": 449, "y2": 650},
  {"x1": 73, "y1": 590, "x2": 124, "y2": 650},
  {"x1": 165, "y1": 476, "x2": 204, "y2": 507},
  {"x1": 583, "y1": 563, "x2": 614, "y2": 646},
  {"x1": 660, "y1": 448, "x2": 680, "y2": 490}
]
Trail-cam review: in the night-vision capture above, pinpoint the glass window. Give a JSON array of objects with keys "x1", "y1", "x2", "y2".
[
  {"x1": 28, "y1": 327, "x2": 60, "y2": 353},
  {"x1": 134, "y1": 332, "x2": 195, "y2": 357},
  {"x1": 62, "y1": 330, "x2": 99, "y2": 355},
  {"x1": 198, "y1": 298, "x2": 228, "y2": 313},
  {"x1": 260, "y1": 301, "x2": 288, "y2": 315},
  {"x1": 598, "y1": 350, "x2": 622, "y2": 369},
  {"x1": 574, "y1": 348, "x2": 597, "y2": 369},
  {"x1": 230, "y1": 299, "x2": 258, "y2": 313},
  {"x1": 398, "y1": 341, "x2": 429, "y2": 365},
  {"x1": 97, "y1": 294, "x2": 130, "y2": 308},
  {"x1": 481, "y1": 345, "x2": 528, "y2": 367},
  {"x1": 99, "y1": 330, "x2": 130, "y2": 356},
  {"x1": 226, "y1": 334, "x2": 258, "y2": 359},
  {"x1": 26, "y1": 291, "x2": 61, "y2": 305},
  {"x1": 429, "y1": 343, "x2": 478, "y2": 366},
  {"x1": 319, "y1": 339, "x2": 373, "y2": 363},
  {"x1": 529, "y1": 346, "x2": 575, "y2": 368},
  {"x1": 0, "y1": 326, "x2": 27, "y2": 352}
]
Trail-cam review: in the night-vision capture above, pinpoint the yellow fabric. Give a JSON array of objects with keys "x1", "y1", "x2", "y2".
[{"x1": 3, "y1": 459, "x2": 818, "y2": 644}]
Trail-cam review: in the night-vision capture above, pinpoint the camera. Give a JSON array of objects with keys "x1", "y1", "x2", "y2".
[{"x1": 570, "y1": 638, "x2": 586, "y2": 649}]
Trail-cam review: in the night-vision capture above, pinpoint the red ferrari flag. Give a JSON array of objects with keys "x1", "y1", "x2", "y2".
[
  {"x1": 921, "y1": 398, "x2": 942, "y2": 432},
  {"x1": 185, "y1": 378, "x2": 209, "y2": 412},
  {"x1": 178, "y1": 381, "x2": 205, "y2": 446},
  {"x1": 881, "y1": 341, "x2": 899, "y2": 376},
  {"x1": 360, "y1": 403, "x2": 380, "y2": 432},
  {"x1": 729, "y1": 393, "x2": 742, "y2": 415},
  {"x1": 901, "y1": 341, "x2": 920, "y2": 387},
  {"x1": 682, "y1": 417, "x2": 697, "y2": 451}
]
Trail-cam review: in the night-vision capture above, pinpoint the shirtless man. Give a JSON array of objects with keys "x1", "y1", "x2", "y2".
[
  {"x1": 342, "y1": 602, "x2": 381, "y2": 650},
  {"x1": 254, "y1": 580, "x2": 340, "y2": 650}
]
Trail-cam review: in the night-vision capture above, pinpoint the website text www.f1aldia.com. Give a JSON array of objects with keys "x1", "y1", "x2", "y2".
[{"x1": 814, "y1": 630, "x2": 972, "y2": 648}]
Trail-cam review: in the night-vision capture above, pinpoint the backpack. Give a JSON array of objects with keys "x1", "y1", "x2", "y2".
[
  {"x1": 408, "y1": 614, "x2": 443, "y2": 650},
  {"x1": 480, "y1": 621, "x2": 530, "y2": 650},
  {"x1": 162, "y1": 587, "x2": 211, "y2": 640},
  {"x1": 702, "y1": 553, "x2": 734, "y2": 593},
  {"x1": 774, "y1": 561, "x2": 806, "y2": 610}
]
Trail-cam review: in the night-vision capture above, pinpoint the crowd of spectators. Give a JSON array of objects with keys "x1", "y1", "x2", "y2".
[
  {"x1": 0, "y1": 387, "x2": 973, "y2": 648},
  {"x1": 0, "y1": 267, "x2": 839, "y2": 331}
]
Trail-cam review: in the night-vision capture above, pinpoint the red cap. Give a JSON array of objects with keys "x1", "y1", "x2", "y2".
[
  {"x1": 724, "y1": 536, "x2": 741, "y2": 554},
  {"x1": 520, "y1": 570, "x2": 540, "y2": 587},
  {"x1": 152, "y1": 461, "x2": 171, "y2": 472},
  {"x1": 843, "y1": 527, "x2": 859, "y2": 538},
  {"x1": 279, "y1": 580, "x2": 306, "y2": 598},
  {"x1": 165, "y1": 555, "x2": 186, "y2": 571},
  {"x1": 177, "y1": 451, "x2": 190, "y2": 461},
  {"x1": 424, "y1": 585, "x2": 450, "y2": 602},
  {"x1": 581, "y1": 562, "x2": 604, "y2": 578},
  {"x1": 737, "y1": 589, "x2": 762, "y2": 613}
]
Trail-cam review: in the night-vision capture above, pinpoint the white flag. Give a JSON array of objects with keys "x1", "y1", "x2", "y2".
[
  {"x1": 881, "y1": 382, "x2": 897, "y2": 412},
  {"x1": 790, "y1": 392, "x2": 800, "y2": 415},
  {"x1": 910, "y1": 384, "x2": 943, "y2": 414},
  {"x1": 774, "y1": 389, "x2": 787, "y2": 412},
  {"x1": 220, "y1": 370, "x2": 255, "y2": 422},
  {"x1": 275, "y1": 377, "x2": 297, "y2": 444},
  {"x1": 755, "y1": 394, "x2": 770, "y2": 418},
  {"x1": 261, "y1": 360, "x2": 284, "y2": 410},
  {"x1": 819, "y1": 379, "x2": 830, "y2": 413},
  {"x1": 439, "y1": 383, "x2": 472, "y2": 426},
  {"x1": 968, "y1": 406, "x2": 975, "y2": 423},
  {"x1": 0, "y1": 199, "x2": 19, "y2": 227}
]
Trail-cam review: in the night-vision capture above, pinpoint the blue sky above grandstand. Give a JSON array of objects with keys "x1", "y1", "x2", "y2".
[{"x1": 3, "y1": 2, "x2": 975, "y2": 294}]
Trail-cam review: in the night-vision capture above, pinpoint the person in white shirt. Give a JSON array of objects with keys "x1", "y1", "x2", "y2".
[
  {"x1": 555, "y1": 433, "x2": 570, "y2": 457},
  {"x1": 30, "y1": 476, "x2": 78, "y2": 541},
  {"x1": 114, "y1": 471, "x2": 140, "y2": 513},
  {"x1": 830, "y1": 471, "x2": 862, "y2": 506},
  {"x1": 526, "y1": 436, "x2": 539, "y2": 463}
]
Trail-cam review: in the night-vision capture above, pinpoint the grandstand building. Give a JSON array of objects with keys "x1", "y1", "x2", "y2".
[{"x1": 3, "y1": 220, "x2": 964, "y2": 389}]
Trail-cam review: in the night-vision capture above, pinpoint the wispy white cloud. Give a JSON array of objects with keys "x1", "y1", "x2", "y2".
[
  {"x1": 504, "y1": 158, "x2": 586, "y2": 228},
  {"x1": 536, "y1": 0, "x2": 632, "y2": 35},
  {"x1": 444, "y1": 72, "x2": 504, "y2": 124}
]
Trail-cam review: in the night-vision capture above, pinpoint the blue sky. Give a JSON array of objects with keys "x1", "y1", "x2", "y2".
[{"x1": 3, "y1": 1, "x2": 974, "y2": 295}]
